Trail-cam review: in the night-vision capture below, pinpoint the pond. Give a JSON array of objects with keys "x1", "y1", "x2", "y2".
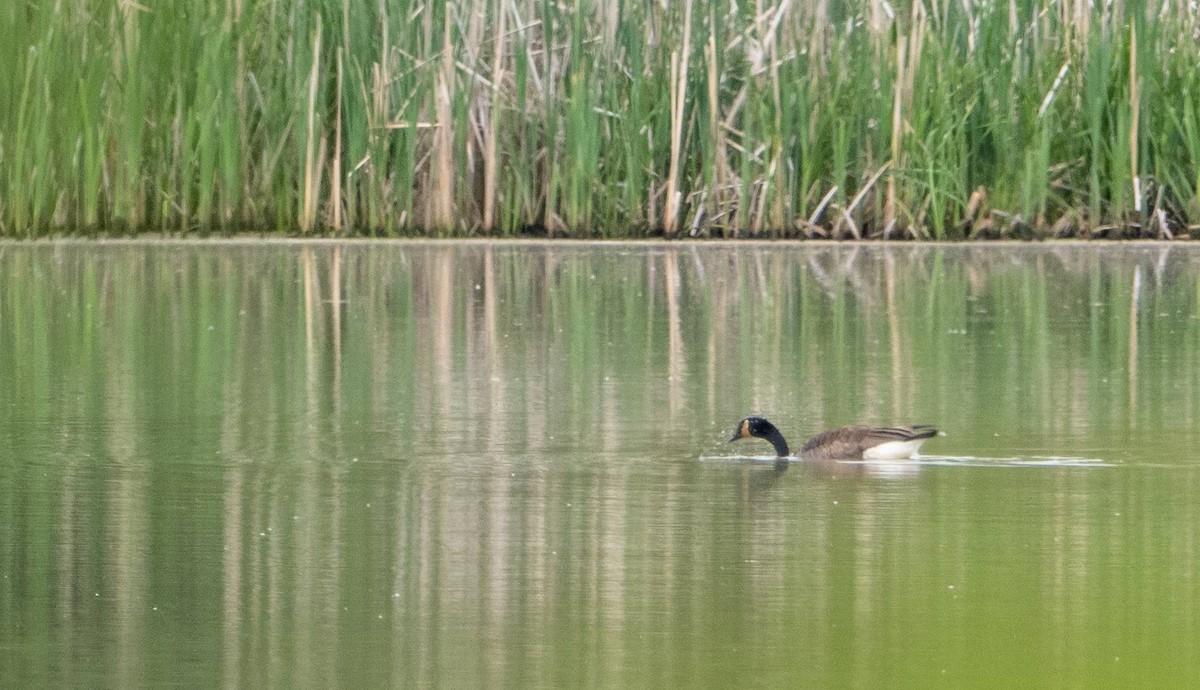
[{"x1": 2, "y1": 240, "x2": 1199, "y2": 688}]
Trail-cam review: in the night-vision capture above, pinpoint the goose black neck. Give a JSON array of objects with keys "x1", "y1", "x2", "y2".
[{"x1": 763, "y1": 429, "x2": 790, "y2": 457}]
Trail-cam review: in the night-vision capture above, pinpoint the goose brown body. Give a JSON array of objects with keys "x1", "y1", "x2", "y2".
[{"x1": 731, "y1": 417, "x2": 937, "y2": 460}]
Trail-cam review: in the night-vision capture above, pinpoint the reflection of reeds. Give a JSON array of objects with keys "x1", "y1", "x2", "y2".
[
  {"x1": 4, "y1": 3, "x2": 1200, "y2": 237},
  {"x1": 5, "y1": 244, "x2": 1200, "y2": 684}
]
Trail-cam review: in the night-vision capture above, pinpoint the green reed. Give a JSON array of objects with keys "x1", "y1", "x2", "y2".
[{"x1": 1, "y1": 1, "x2": 1199, "y2": 238}]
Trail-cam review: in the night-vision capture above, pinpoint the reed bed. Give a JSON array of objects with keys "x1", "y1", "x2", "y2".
[{"x1": 2, "y1": 0, "x2": 1200, "y2": 238}]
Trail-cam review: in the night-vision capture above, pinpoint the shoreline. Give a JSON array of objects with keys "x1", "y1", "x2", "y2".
[{"x1": 3, "y1": 236, "x2": 1198, "y2": 248}]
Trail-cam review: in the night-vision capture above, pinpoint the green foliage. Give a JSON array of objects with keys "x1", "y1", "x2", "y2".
[{"x1": 1, "y1": 1, "x2": 1198, "y2": 237}]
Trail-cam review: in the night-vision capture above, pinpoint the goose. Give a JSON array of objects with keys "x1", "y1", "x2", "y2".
[{"x1": 729, "y1": 416, "x2": 937, "y2": 460}]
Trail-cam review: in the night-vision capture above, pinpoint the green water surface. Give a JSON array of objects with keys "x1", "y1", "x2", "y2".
[{"x1": 2, "y1": 241, "x2": 1199, "y2": 688}]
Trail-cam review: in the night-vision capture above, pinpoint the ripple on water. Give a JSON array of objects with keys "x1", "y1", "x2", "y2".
[{"x1": 700, "y1": 454, "x2": 1114, "y2": 468}]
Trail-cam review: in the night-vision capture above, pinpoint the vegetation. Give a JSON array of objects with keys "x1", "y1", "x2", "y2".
[{"x1": 2, "y1": 1, "x2": 1200, "y2": 238}]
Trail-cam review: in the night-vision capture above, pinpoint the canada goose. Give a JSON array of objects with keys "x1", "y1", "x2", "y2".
[{"x1": 729, "y1": 416, "x2": 938, "y2": 460}]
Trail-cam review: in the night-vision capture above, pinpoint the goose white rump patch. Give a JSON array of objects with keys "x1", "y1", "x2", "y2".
[{"x1": 862, "y1": 439, "x2": 927, "y2": 460}]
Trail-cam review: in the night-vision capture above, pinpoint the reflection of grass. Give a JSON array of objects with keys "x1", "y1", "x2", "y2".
[
  {"x1": 4, "y1": 243, "x2": 1199, "y2": 688},
  {"x1": 2, "y1": 1, "x2": 1199, "y2": 238},
  {"x1": 4, "y1": 243, "x2": 1197, "y2": 458}
]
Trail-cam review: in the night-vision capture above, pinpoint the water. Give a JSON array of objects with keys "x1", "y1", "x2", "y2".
[{"x1": 2, "y1": 241, "x2": 1199, "y2": 688}]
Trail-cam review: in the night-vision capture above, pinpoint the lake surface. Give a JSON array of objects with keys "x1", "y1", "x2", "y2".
[{"x1": 2, "y1": 241, "x2": 1199, "y2": 688}]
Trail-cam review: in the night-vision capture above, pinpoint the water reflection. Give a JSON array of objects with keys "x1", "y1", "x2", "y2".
[{"x1": 1, "y1": 242, "x2": 1199, "y2": 687}]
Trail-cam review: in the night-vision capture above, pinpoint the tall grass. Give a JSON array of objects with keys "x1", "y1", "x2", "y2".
[{"x1": 2, "y1": 0, "x2": 1200, "y2": 238}]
